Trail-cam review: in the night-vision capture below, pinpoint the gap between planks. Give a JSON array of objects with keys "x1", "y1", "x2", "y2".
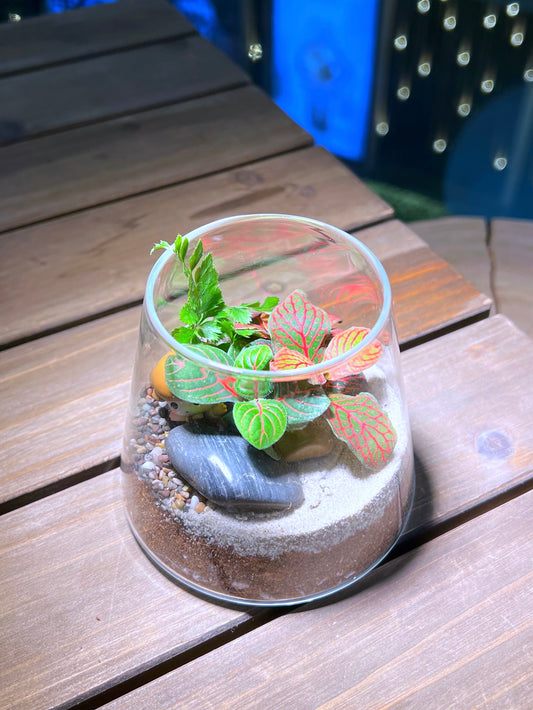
[
  {"x1": 0, "y1": 0, "x2": 196, "y2": 77},
  {"x1": 0, "y1": 33, "x2": 199, "y2": 80},
  {"x1": 0, "y1": 85, "x2": 313, "y2": 234}
]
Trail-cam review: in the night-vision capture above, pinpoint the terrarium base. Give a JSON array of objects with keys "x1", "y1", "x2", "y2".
[{"x1": 123, "y1": 471, "x2": 415, "y2": 607}]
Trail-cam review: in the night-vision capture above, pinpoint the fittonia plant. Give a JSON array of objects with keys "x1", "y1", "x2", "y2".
[{"x1": 152, "y1": 236, "x2": 397, "y2": 469}]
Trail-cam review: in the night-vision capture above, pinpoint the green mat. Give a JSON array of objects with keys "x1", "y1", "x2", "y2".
[{"x1": 365, "y1": 181, "x2": 448, "y2": 222}]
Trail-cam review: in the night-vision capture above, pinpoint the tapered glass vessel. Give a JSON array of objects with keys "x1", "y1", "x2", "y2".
[{"x1": 121, "y1": 215, "x2": 414, "y2": 605}]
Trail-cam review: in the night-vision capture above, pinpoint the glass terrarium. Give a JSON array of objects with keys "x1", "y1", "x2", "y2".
[{"x1": 121, "y1": 214, "x2": 414, "y2": 606}]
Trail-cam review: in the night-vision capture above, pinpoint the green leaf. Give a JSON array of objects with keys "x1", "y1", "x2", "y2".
[
  {"x1": 179, "y1": 237, "x2": 189, "y2": 263},
  {"x1": 234, "y1": 343, "x2": 273, "y2": 370},
  {"x1": 189, "y1": 240, "x2": 203, "y2": 270},
  {"x1": 165, "y1": 344, "x2": 239, "y2": 404},
  {"x1": 234, "y1": 343, "x2": 273, "y2": 400},
  {"x1": 150, "y1": 240, "x2": 172, "y2": 255},
  {"x1": 276, "y1": 381, "x2": 330, "y2": 428},
  {"x1": 222, "y1": 305, "x2": 253, "y2": 325},
  {"x1": 233, "y1": 399, "x2": 287, "y2": 449},
  {"x1": 326, "y1": 393, "x2": 397, "y2": 468},
  {"x1": 268, "y1": 289, "x2": 330, "y2": 360},
  {"x1": 171, "y1": 325, "x2": 197, "y2": 344},
  {"x1": 234, "y1": 375, "x2": 272, "y2": 400},
  {"x1": 198, "y1": 321, "x2": 224, "y2": 343},
  {"x1": 242, "y1": 296, "x2": 280, "y2": 311},
  {"x1": 194, "y1": 254, "x2": 225, "y2": 318},
  {"x1": 179, "y1": 302, "x2": 199, "y2": 325}
]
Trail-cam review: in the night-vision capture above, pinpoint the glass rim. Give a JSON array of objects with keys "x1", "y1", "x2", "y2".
[{"x1": 145, "y1": 214, "x2": 393, "y2": 380}]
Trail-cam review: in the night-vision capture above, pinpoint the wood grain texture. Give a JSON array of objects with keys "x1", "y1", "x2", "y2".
[
  {"x1": 0, "y1": 146, "x2": 391, "y2": 346},
  {"x1": 2, "y1": 303, "x2": 531, "y2": 536},
  {"x1": 0, "y1": 309, "x2": 139, "y2": 504},
  {"x1": 102, "y1": 489, "x2": 533, "y2": 710},
  {"x1": 410, "y1": 216, "x2": 492, "y2": 300},
  {"x1": 0, "y1": 85, "x2": 311, "y2": 232},
  {"x1": 491, "y1": 218, "x2": 533, "y2": 338},
  {"x1": 0, "y1": 470, "x2": 255, "y2": 710},
  {"x1": 0, "y1": 34, "x2": 249, "y2": 144},
  {"x1": 356, "y1": 220, "x2": 492, "y2": 342},
  {"x1": 402, "y1": 314, "x2": 533, "y2": 533},
  {"x1": 0, "y1": 0, "x2": 194, "y2": 76},
  {"x1": 1, "y1": 319, "x2": 531, "y2": 707}
]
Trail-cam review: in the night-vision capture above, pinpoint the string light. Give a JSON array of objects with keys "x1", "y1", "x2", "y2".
[
  {"x1": 493, "y1": 155, "x2": 508, "y2": 171},
  {"x1": 397, "y1": 85, "x2": 411, "y2": 101},
  {"x1": 457, "y1": 102, "x2": 471, "y2": 117},
  {"x1": 432, "y1": 138, "x2": 447, "y2": 153},
  {"x1": 8, "y1": 12, "x2": 21, "y2": 21},
  {"x1": 394, "y1": 34, "x2": 408, "y2": 50},
  {"x1": 483, "y1": 14, "x2": 497, "y2": 29},
  {"x1": 376, "y1": 122, "x2": 389, "y2": 136},
  {"x1": 506, "y1": 3, "x2": 519, "y2": 17},
  {"x1": 524, "y1": 68, "x2": 533, "y2": 82},
  {"x1": 248, "y1": 43, "x2": 263, "y2": 61},
  {"x1": 443, "y1": 14, "x2": 457, "y2": 30},
  {"x1": 457, "y1": 51, "x2": 471, "y2": 66},
  {"x1": 417, "y1": 0, "x2": 431, "y2": 13},
  {"x1": 418, "y1": 61, "x2": 431, "y2": 76},
  {"x1": 480, "y1": 78, "x2": 495, "y2": 93},
  {"x1": 510, "y1": 31, "x2": 524, "y2": 46}
]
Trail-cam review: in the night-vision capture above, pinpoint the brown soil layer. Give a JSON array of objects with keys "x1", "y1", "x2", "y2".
[{"x1": 123, "y1": 470, "x2": 414, "y2": 603}]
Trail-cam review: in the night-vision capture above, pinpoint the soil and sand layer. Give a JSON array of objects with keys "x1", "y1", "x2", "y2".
[{"x1": 121, "y1": 368, "x2": 414, "y2": 603}]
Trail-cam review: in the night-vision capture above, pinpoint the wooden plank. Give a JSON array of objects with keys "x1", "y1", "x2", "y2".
[
  {"x1": 0, "y1": 34, "x2": 249, "y2": 144},
  {"x1": 0, "y1": 309, "x2": 139, "y2": 506},
  {"x1": 410, "y1": 216, "x2": 492, "y2": 301},
  {"x1": 0, "y1": 146, "x2": 391, "y2": 346},
  {"x1": 357, "y1": 220, "x2": 492, "y2": 343},
  {"x1": 402, "y1": 314, "x2": 533, "y2": 534},
  {"x1": 0, "y1": 85, "x2": 311, "y2": 232},
  {"x1": 102, "y1": 489, "x2": 533, "y2": 710},
  {"x1": 491, "y1": 218, "x2": 533, "y2": 339},
  {"x1": 0, "y1": 470, "x2": 258, "y2": 710},
  {"x1": 0, "y1": 0, "x2": 195, "y2": 76},
  {"x1": 2, "y1": 303, "x2": 531, "y2": 533},
  {"x1": 1, "y1": 320, "x2": 531, "y2": 706},
  {"x1": 0, "y1": 228, "x2": 495, "y2": 505}
]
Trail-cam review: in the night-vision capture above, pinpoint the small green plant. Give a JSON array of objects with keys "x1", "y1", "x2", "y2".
[
  {"x1": 153, "y1": 237, "x2": 396, "y2": 469},
  {"x1": 151, "y1": 236, "x2": 278, "y2": 348}
]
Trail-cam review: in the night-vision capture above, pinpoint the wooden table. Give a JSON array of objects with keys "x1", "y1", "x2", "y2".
[{"x1": 1, "y1": 2, "x2": 532, "y2": 708}]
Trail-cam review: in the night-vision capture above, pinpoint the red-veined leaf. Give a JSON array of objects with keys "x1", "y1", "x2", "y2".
[
  {"x1": 165, "y1": 344, "x2": 239, "y2": 404},
  {"x1": 268, "y1": 289, "x2": 330, "y2": 360},
  {"x1": 233, "y1": 311, "x2": 270, "y2": 338},
  {"x1": 276, "y1": 381, "x2": 330, "y2": 428},
  {"x1": 323, "y1": 326, "x2": 382, "y2": 378},
  {"x1": 270, "y1": 347, "x2": 314, "y2": 372},
  {"x1": 326, "y1": 392, "x2": 397, "y2": 468},
  {"x1": 233, "y1": 399, "x2": 287, "y2": 449}
]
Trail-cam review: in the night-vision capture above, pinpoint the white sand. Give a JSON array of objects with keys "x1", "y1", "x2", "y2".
[{"x1": 174, "y1": 369, "x2": 413, "y2": 557}]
